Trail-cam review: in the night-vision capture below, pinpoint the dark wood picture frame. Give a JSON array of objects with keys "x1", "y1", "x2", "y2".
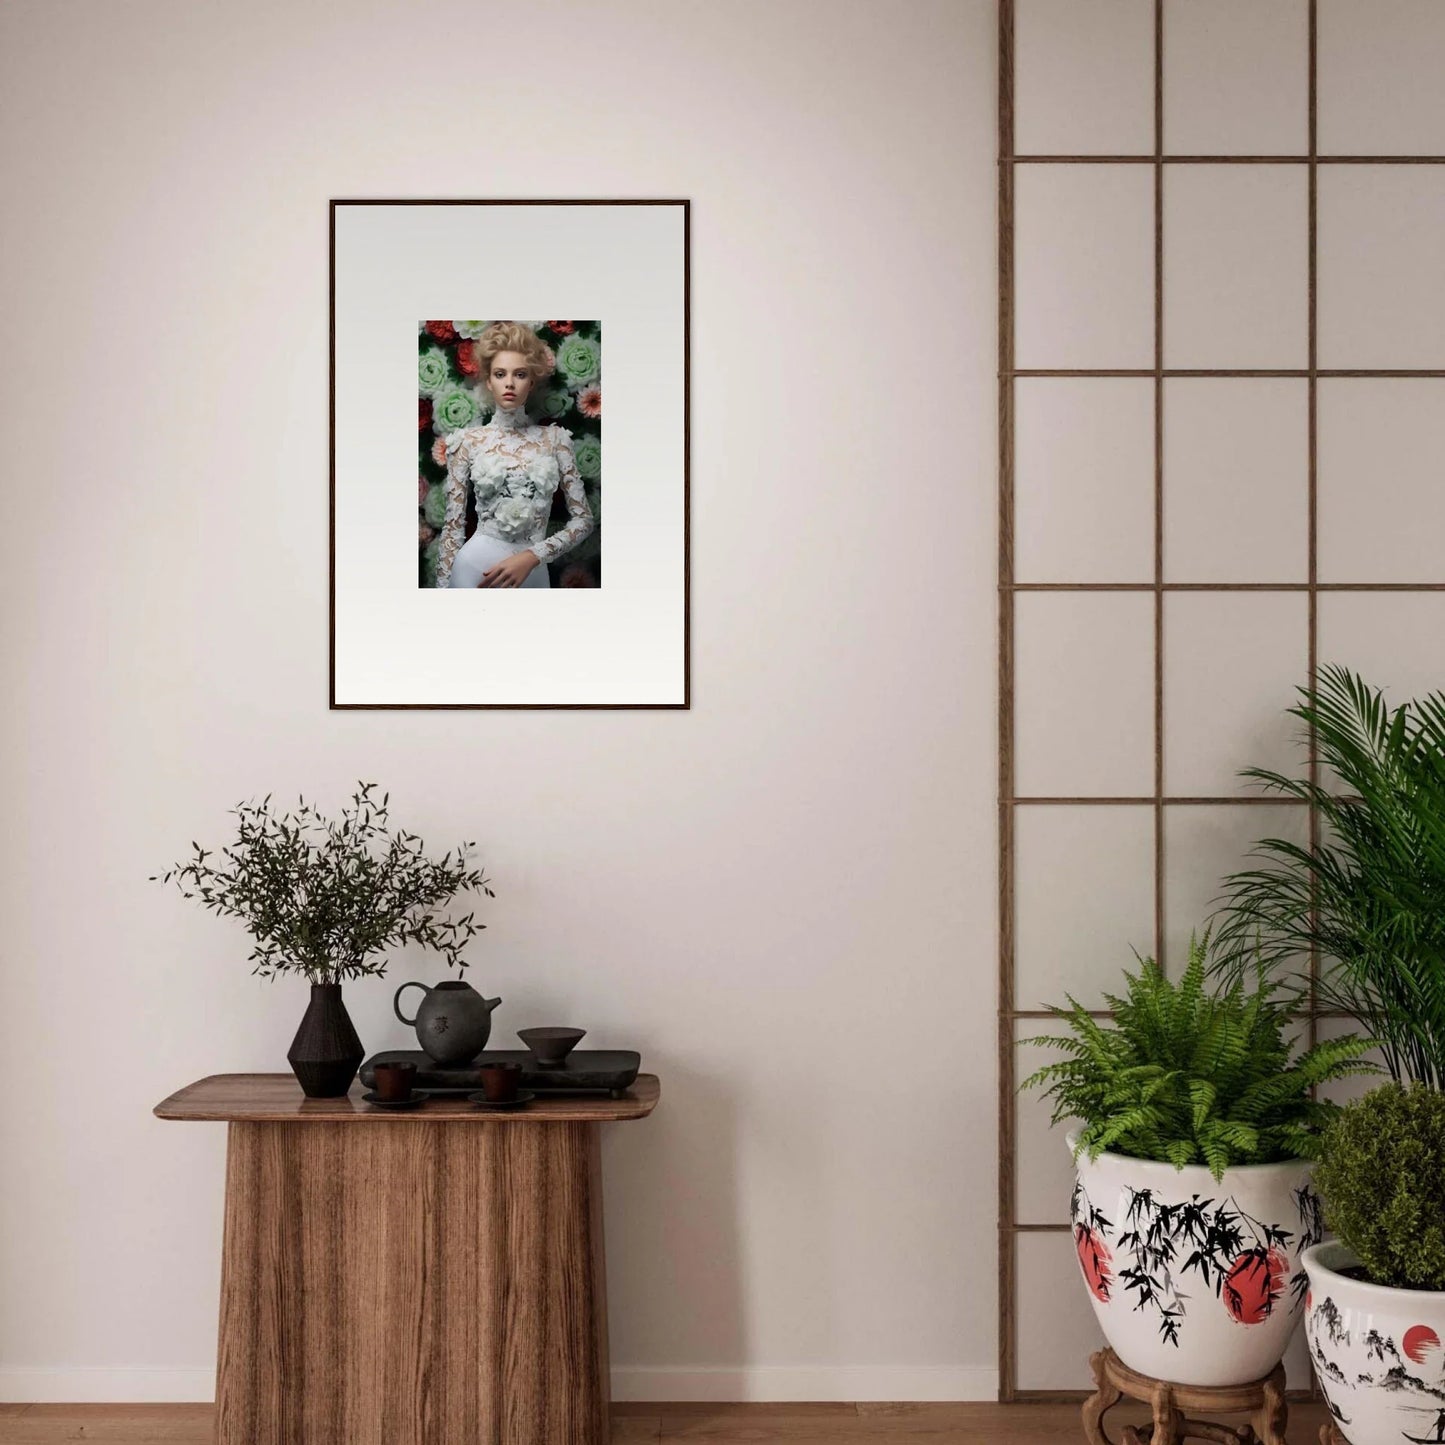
[{"x1": 328, "y1": 197, "x2": 690, "y2": 710}]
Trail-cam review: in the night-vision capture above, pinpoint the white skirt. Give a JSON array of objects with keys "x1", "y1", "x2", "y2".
[{"x1": 448, "y1": 530, "x2": 550, "y2": 589}]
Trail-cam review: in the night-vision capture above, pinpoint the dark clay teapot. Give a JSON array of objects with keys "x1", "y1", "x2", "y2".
[{"x1": 393, "y1": 979, "x2": 502, "y2": 1066}]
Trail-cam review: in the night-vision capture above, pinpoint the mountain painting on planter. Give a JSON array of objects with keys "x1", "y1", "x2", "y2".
[{"x1": 1304, "y1": 1267, "x2": 1445, "y2": 1443}]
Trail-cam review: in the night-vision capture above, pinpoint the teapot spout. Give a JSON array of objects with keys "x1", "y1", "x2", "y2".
[{"x1": 484, "y1": 996, "x2": 502, "y2": 1011}]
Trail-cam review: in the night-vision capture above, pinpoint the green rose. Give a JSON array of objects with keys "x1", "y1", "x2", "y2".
[
  {"x1": 418, "y1": 346, "x2": 451, "y2": 396},
  {"x1": 421, "y1": 537, "x2": 441, "y2": 588},
  {"x1": 538, "y1": 388, "x2": 569, "y2": 419},
  {"x1": 572, "y1": 434, "x2": 602, "y2": 482},
  {"x1": 555, "y1": 334, "x2": 601, "y2": 388},
  {"x1": 423, "y1": 483, "x2": 449, "y2": 530},
  {"x1": 454, "y1": 321, "x2": 490, "y2": 339},
  {"x1": 432, "y1": 384, "x2": 480, "y2": 433}
]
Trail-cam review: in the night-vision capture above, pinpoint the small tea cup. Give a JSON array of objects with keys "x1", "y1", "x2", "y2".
[
  {"x1": 478, "y1": 1061, "x2": 523, "y2": 1102},
  {"x1": 373, "y1": 1061, "x2": 417, "y2": 1102}
]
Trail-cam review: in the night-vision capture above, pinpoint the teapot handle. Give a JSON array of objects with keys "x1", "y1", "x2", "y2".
[{"x1": 393, "y1": 981, "x2": 427, "y2": 1027}]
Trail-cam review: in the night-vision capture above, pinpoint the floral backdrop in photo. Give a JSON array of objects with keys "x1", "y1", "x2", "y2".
[{"x1": 417, "y1": 320, "x2": 602, "y2": 587}]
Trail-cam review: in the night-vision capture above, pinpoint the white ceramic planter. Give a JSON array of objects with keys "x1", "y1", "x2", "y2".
[
  {"x1": 1302, "y1": 1240, "x2": 1445, "y2": 1445},
  {"x1": 1066, "y1": 1131, "x2": 1321, "y2": 1386}
]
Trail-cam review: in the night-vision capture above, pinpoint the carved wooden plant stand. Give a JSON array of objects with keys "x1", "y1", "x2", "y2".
[
  {"x1": 1317, "y1": 1428, "x2": 1347, "y2": 1445},
  {"x1": 1082, "y1": 1348, "x2": 1289, "y2": 1445}
]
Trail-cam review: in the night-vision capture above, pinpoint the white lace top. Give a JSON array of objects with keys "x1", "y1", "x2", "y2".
[{"x1": 435, "y1": 404, "x2": 595, "y2": 588}]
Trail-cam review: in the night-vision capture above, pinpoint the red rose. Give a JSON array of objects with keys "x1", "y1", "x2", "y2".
[
  {"x1": 425, "y1": 320, "x2": 458, "y2": 343},
  {"x1": 419, "y1": 398, "x2": 433, "y2": 432},
  {"x1": 546, "y1": 321, "x2": 576, "y2": 335},
  {"x1": 558, "y1": 563, "x2": 595, "y2": 588},
  {"x1": 455, "y1": 340, "x2": 479, "y2": 377}
]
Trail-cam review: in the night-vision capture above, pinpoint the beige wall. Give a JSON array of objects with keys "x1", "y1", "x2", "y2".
[{"x1": 0, "y1": 0, "x2": 1000, "y2": 1403}]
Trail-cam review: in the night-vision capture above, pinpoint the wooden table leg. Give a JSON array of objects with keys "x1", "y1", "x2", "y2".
[{"x1": 216, "y1": 1119, "x2": 610, "y2": 1445}]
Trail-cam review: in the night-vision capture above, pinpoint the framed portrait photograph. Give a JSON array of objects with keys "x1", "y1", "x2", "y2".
[{"x1": 330, "y1": 199, "x2": 689, "y2": 708}]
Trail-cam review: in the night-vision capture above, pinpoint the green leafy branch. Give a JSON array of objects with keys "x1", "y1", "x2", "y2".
[{"x1": 151, "y1": 781, "x2": 495, "y2": 984}]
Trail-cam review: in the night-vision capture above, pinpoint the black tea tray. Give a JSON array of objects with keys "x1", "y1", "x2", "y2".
[{"x1": 359, "y1": 1049, "x2": 641, "y2": 1098}]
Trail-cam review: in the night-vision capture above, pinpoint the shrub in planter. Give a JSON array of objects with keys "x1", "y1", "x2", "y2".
[
  {"x1": 1302, "y1": 1083, "x2": 1445, "y2": 1445},
  {"x1": 1022, "y1": 932, "x2": 1377, "y2": 1386}
]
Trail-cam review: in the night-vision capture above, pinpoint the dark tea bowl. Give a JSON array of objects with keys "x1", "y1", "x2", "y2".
[{"x1": 518, "y1": 1027, "x2": 586, "y2": 1068}]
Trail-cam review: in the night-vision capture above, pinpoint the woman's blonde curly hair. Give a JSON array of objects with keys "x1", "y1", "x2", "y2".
[{"x1": 475, "y1": 322, "x2": 554, "y2": 406}]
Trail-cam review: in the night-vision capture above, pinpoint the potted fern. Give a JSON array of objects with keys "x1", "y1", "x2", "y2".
[
  {"x1": 1021, "y1": 931, "x2": 1377, "y2": 1387},
  {"x1": 152, "y1": 781, "x2": 494, "y2": 1097}
]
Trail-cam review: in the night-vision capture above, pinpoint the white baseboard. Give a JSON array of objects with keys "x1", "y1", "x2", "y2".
[
  {"x1": 610, "y1": 1365, "x2": 999, "y2": 1402},
  {"x1": 0, "y1": 1368, "x2": 216, "y2": 1402},
  {"x1": 0, "y1": 1364, "x2": 998, "y2": 1405}
]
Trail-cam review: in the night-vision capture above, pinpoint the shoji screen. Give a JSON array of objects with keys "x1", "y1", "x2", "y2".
[{"x1": 998, "y1": 0, "x2": 1445, "y2": 1400}]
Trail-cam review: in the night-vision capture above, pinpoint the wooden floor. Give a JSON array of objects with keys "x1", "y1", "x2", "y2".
[{"x1": 0, "y1": 1399, "x2": 1335, "y2": 1442}]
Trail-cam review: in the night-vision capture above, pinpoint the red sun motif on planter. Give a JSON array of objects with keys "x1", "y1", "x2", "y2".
[
  {"x1": 1404, "y1": 1325, "x2": 1443, "y2": 1366},
  {"x1": 1074, "y1": 1224, "x2": 1113, "y2": 1302},
  {"x1": 1223, "y1": 1247, "x2": 1288, "y2": 1325}
]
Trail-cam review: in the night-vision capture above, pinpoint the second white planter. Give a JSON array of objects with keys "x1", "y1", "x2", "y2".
[
  {"x1": 1302, "y1": 1240, "x2": 1445, "y2": 1445},
  {"x1": 1066, "y1": 1131, "x2": 1322, "y2": 1386}
]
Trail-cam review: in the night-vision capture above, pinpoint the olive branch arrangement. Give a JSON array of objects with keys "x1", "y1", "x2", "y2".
[{"x1": 151, "y1": 781, "x2": 495, "y2": 984}]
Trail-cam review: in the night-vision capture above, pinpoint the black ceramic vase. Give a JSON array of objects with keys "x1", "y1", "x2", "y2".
[{"x1": 287, "y1": 982, "x2": 364, "y2": 1097}]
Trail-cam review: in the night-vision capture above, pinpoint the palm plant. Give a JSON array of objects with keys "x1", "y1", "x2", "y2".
[{"x1": 1208, "y1": 664, "x2": 1445, "y2": 1089}]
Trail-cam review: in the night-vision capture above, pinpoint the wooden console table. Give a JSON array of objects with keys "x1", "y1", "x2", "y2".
[{"x1": 155, "y1": 1073, "x2": 660, "y2": 1445}]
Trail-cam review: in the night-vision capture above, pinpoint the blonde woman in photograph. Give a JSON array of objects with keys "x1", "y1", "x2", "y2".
[{"x1": 435, "y1": 322, "x2": 595, "y2": 589}]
